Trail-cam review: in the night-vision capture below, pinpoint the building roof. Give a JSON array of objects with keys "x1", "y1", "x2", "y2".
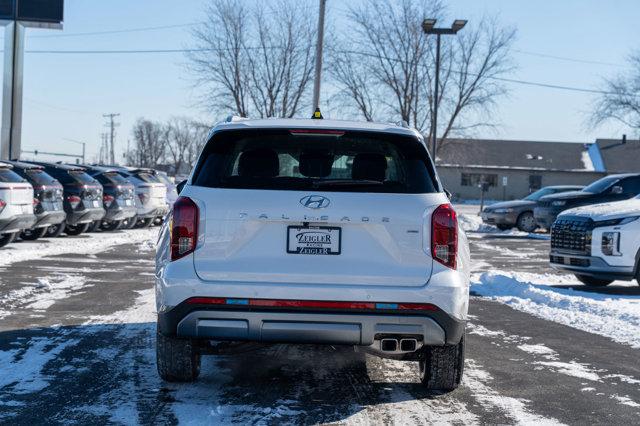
[
  {"x1": 595, "y1": 138, "x2": 640, "y2": 173},
  {"x1": 437, "y1": 138, "x2": 594, "y2": 172}
]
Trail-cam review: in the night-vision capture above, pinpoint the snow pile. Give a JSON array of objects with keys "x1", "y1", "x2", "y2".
[
  {"x1": 458, "y1": 213, "x2": 550, "y2": 240},
  {"x1": 0, "y1": 228, "x2": 158, "y2": 268},
  {"x1": 471, "y1": 271, "x2": 640, "y2": 348}
]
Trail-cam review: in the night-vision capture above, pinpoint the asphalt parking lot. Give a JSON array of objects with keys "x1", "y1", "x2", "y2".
[{"x1": 1, "y1": 222, "x2": 639, "y2": 424}]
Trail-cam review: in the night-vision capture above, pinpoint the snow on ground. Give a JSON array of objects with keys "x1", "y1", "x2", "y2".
[
  {"x1": 0, "y1": 228, "x2": 158, "y2": 268},
  {"x1": 471, "y1": 271, "x2": 640, "y2": 348}
]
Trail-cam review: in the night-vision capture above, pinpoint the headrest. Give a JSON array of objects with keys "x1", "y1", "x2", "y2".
[
  {"x1": 299, "y1": 150, "x2": 334, "y2": 178},
  {"x1": 238, "y1": 148, "x2": 279, "y2": 178},
  {"x1": 352, "y1": 153, "x2": 387, "y2": 181}
]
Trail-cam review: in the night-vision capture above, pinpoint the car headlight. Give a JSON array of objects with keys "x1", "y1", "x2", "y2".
[
  {"x1": 551, "y1": 200, "x2": 566, "y2": 207},
  {"x1": 602, "y1": 232, "x2": 621, "y2": 256}
]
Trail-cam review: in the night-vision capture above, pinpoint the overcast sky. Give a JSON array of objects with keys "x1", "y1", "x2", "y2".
[{"x1": 9, "y1": 0, "x2": 640, "y2": 163}]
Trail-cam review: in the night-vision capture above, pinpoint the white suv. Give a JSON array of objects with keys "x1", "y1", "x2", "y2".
[
  {"x1": 550, "y1": 195, "x2": 640, "y2": 286},
  {"x1": 155, "y1": 118, "x2": 470, "y2": 390}
]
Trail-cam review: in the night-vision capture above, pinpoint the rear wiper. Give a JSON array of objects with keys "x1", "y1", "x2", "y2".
[{"x1": 312, "y1": 179, "x2": 383, "y2": 188}]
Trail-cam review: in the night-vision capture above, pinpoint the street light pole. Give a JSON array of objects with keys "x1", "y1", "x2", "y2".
[{"x1": 422, "y1": 19, "x2": 467, "y2": 158}]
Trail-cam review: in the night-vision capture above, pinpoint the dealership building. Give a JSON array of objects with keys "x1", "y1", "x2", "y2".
[{"x1": 437, "y1": 137, "x2": 639, "y2": 201}]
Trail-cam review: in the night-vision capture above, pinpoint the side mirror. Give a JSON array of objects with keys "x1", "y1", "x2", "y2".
[
  {"x1": 444, "y1": 189, "x2": 452, "y2": 200},
  {"x1": 611, "y1": 185, "x2": 623, "y2": 195},
  {"x1": 176, "y1": 180, "x2": 187, "y2": 194}
]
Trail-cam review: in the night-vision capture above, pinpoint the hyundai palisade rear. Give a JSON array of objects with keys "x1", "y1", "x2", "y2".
[{"x1": 155, "y1": 118, "x2": 470, "y2": 390}]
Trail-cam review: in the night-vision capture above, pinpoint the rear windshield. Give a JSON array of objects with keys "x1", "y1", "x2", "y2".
[
  {"x1": 0, "y1": 169, "x2": 25, "y2": 183},
  {"x1": 100, "y1": 172, "x2": 129, "y2": 185},
  {"x1": 135, "y1": 172, "x2": 159, "y2": 183},
  {"x1": 69, "y1": 171, "x2": 97, "y2": 184},
  {"x1": 25, "y1": 169, "x2": 58, "y2": 185},
  {"x1": 192, "y1": 129, "x2": 439, "y2": 193}
]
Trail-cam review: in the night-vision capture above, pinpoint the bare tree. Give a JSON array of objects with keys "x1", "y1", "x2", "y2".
[
  {"x1": 126, "y1": 118, "x2": 166, "y2": 168},
  {"x1": 187, "y1": 0, "x2": 316, "y2": 118},
  {"x1": 165, "y1": 117, "x2": 211, "y2": 174},
  {"x1": 590, "y1": 52, "x2": 640, "y2": 132},
  {"x1": 329, "y1": 0, "x2": 515, "y2": 154}
]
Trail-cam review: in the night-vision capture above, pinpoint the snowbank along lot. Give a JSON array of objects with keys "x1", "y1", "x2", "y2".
[{"x1": 0, "y1": 207, "x2": 639, "y2": 424}]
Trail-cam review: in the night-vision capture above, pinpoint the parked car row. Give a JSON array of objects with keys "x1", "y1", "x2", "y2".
[
  {"x1": 481, "y1": 173, "x2": 640, "y2": 232},
  {"x1": 0, "y1": 160, "x2": 177, "y2": 248}
]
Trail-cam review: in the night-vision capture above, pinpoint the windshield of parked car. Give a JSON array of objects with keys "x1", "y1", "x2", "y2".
[
  {"x1": 524, "y1": 187, "x2": 555, "y2": 201},
  {"x1": 0, "y1": 168, "x2": 25, "y2": 183},
  {"x1": 582, "y1": 176, "x2": 619, "y2": 193},
  {"x1": 102, "y1": 172, "x2": 129, "y2": 185},
  {"x1": 25, "y1": 169, "x2": 58, "y2": 186},
  {"x1": 192, "y1": 129, "x2": 439, "y2": 193},
  {"x1": 135, "y1": 172, "x2": 160, "y2": 183}
]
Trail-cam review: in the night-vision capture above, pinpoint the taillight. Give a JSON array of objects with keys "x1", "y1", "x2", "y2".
[
  {"x1": 138, "y1": 193, "x2": 149, "y2": 204},
  {"x1": 0, "y1": 199, "x2": 5, "y2": 212},
  {"x1": 33, "y1": 198, "x2": 40, "y2": 206},
  {"x1": 431, "y1": 204, "x2": 458, "y2": 269},
  {"x1": 67, "y1": 195, "x2": 81, "y2": 209},
  {"x1": 103, "y1": 194, "x2": 115, "y2": 208},
  {"x1": 170, "y1": 196, "x2": 199, "y2": 261}
]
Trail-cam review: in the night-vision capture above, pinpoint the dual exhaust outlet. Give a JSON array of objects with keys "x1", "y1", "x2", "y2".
[{"x1": 380, "y1": 338, "x2": 418, "y2": 353}]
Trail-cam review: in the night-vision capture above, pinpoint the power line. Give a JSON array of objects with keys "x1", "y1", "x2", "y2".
[
  {"x1": 18, "y1": 46, "x2": 636, "y2": 97},
  {"x1": 512, "y1": 48, "x2": 625, "y2": 68},
  {"x1": 27, "y1": 22, "x2": 200, "y2": 38}
]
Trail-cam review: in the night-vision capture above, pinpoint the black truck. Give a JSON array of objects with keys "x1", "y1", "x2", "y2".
[{"x1": 534, "y1": 173, "x2": 640, "y2": 229}]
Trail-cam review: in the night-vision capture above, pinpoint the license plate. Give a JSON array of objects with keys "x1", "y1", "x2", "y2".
[
  {"x1": 287, "y1": 226, "x2": 341, "y2": 255},
  {"x1": 93, "y1": 200, "x2": 100, "y2": 207},
  {"x1": 125, "y1": 199, "x2": 132, "y2": 206}
]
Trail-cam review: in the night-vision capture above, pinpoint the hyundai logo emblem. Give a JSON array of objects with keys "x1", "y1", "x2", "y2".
[{"x1": 300, "y1": 195, "x2": 330, "y2": 209}]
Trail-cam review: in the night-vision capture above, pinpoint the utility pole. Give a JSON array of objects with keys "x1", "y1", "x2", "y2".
[
  {"x1": 103, "y1": 113, "x2": 120, "y2": 164},
  {"x1": 311, "y1": 0, "x2": 326, "y2": 115}
]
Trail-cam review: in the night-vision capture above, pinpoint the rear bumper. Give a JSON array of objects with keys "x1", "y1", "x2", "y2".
[
  {"x1": 481, "y1": 211, "x2": 517, "y2": 226},
  {"x1": 158, "y1": 302, "x2": 465, "y2": 346},
  {"x1": 66, "y1": 208, "x2": 106, "y2": 225},
  {"x1": 137, "y1": 204, "x2": 169, "y2": 219},
  {"x1": 104, "y1": 205, "x2": 137, "y2": 221},
  {"x1": 33, "y1": 210, "x2": 66, "y2": 229},
  {"x1": 549, "y1": 251, "x2": 636, "y2": 280},
  {"x1": 0, "y1": 213, "x2": 37, "y2": 233}
]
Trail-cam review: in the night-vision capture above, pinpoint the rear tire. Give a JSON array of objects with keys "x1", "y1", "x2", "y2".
[
  {"x1": 46, "y1": 222, "x2": 66, "y2": 238},
  {"x1": 419, "y1": 334, "x2": 465, "y2": 392},
  {"x1": 65, "y1": 223, "x2": 90, "y2": 236},
  {"x1": 136, "y1": 217, "x2": 154, "y2": 228},
  {"x1": 516, "y1": 211, "x2": 537, "y2": 233},
  {"x1": 123, "y1": 216, "x2": 138, "y2": 229},
  {"x1": 0, "y1": 232, "x2": 16, "y2": 248},
  {"x1": 101, "y1": 220, "x2": 121, "y2": 232},
  {"x1": 86, "y1": 221, "x2": 101, "y2": 233},
  {"x1": 156, "y1": 329, "x2": 201, "y2": 382},
  {"x1": 575, "y1": 274, "x2": 613, "y2": 287},
  {"x1": 20, "y1": 227, "x2": 48, "y2": 241}
]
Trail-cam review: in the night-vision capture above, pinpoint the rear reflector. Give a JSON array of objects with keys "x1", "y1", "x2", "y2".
[
  {"x1": 185, "y1": 297, "x2": 439, "y2": 312},
  {"x1": 170, "y1": 196, "x2": 199, "y2": 261}
]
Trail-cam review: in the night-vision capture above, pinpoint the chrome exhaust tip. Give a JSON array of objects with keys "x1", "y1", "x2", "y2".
[
  {"x1": 380, "y1": 338, "x2": 398, "y2": 352},
  {"x1": 400, "y1": 338, "x2": 418, "y2": 352}
]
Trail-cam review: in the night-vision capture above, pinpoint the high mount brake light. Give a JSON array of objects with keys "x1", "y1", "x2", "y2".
[
  {"x1": 289, "y1": 129, "x2": 345, "y2": 136},
  {"x1": 431, "y1": 204, "x2": 458, "y2": 269},
  {"x1": 170, "y1": 196, "x2": 199, "y2": 261}
]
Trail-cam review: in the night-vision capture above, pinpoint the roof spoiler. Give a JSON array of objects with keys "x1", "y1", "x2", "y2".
[{"x1": 0, "y1": 162, "x2": 13, "y2": 169}]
